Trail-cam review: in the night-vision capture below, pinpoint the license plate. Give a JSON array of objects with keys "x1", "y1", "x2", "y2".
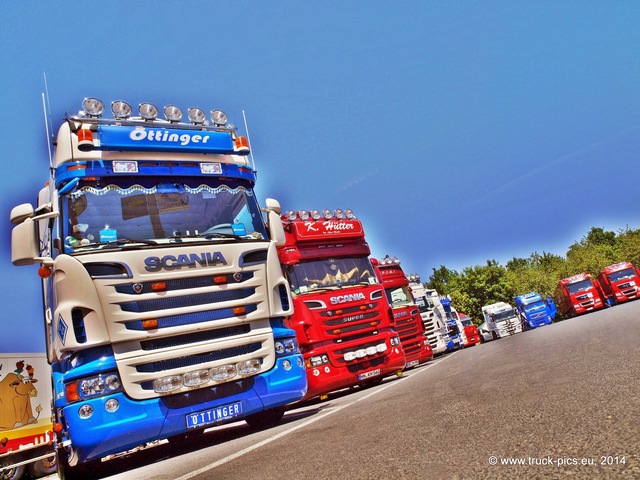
[
  {"x1": 186, "y1": 401, "x2": 243, "y2": 429},
  {"x1": 405, "y1": 360, "x2": 419, "y2": 368},
  {"x1": 358, "y1": 368, "x2": 381, "y2": 380}
]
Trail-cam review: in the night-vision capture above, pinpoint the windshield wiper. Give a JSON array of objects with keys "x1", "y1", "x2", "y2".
[
  {"x1": 169, "y1": 232, "x2": 245, "y2": 242},
  {"x1": 78, "y1": 238, "x2": 159, "y2": 250}
]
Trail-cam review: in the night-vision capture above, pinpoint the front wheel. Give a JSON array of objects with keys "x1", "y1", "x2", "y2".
[
  {"x1": 244, "y1": 406, "x2": 286, "y2": 430},
  {"x1": 56, "y1": 447, "x2": 96, "y2": 480}
]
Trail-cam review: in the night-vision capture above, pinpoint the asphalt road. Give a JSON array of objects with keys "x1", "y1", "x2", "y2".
[{"x1": 88, "y1": 301, "x2": 639, "y2": 480}]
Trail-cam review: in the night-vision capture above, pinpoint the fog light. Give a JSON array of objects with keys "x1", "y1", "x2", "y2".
[
  {"x1": 153, "y1": 375, "x2": 183, "y2": 393},
  {"x1": 184, "y1": 369, "x2": 211, "y2": 387},
  {"x1": 365, "y1": 347, "x2": 377, "y2": 356},
  {"x1": 105, "y1": 398, "x2": 119, "y2": 412},
  {"x1": 344, "y1": 352, "x2": 356, "y2": 362},
  {"x1": 210, "y1": 364, "x2": 237, "y2": 382},
  {"x1": 376, "y1": 343, "x2": 387, "y2": 353},
  {"x1": 355, "y1": 349, "x2": 366, "y2": 359},
  {"x1": 237, "y1": 359, "x2": 261, "y2": 376},
  {"x1": 282, "y1": 359, "x2": 292, "y2": 371},
  {"x1": 78, "y1": 404, "x2": 94, "y2": 419}
]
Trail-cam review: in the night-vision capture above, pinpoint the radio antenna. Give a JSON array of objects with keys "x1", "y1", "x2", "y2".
[
  {"x1": 42, "y1": 72, "x2": 54, "y2": 169},
  {"x1": 242, "y1": 110, "x2": 256, "y2": 174}
]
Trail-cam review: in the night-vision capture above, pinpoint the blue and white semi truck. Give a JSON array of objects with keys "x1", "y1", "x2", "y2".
[
  {"x1": 514, "y1": 292, "x2": 556, "y2": 330},
  {"x1": 10, "y1": 98, "x2": 307, "y2": 479}
]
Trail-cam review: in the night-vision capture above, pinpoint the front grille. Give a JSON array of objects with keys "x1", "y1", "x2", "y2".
[
  {"x1": 141, "y1": 325, "x2": 251, "y2": 351},
  {"x1": 138, "y1": 343, "x2": 262, "y2": 374},
  {"x1": 126, "y1": 304, "x2": 258, "y2": 330},
  {"x1": 120, "y1": 288, "x2": 256, "y2": 313},
  {"x1": 115, "y1": 272, "x2": 254, "y2": 294},
  {"x1": 161, "y1": 378, "x2": 255, "y2": 408}
]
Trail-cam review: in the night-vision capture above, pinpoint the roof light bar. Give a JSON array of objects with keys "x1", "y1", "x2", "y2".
[
  {"x1": 111, "y1": 100, "x2": 132, "y2": 120},
  {"x1": 187, "y1": 107, "x2": 206, "y2": 125},
  {"x1": 163, "y1": 104, "x2": 183, "y2": 123},
  {"x1": 210, "y1": 109, "x2": 228, "y2": 126},
  {"x1": 82, "y1": 98, "x2": 104, "y2": 118},
  {"x1": 138, "y1": 102, "x2": 158, "y2": 121}
]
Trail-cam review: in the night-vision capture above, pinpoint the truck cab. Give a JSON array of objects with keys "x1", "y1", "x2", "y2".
[
  {"x1": 554, "y1": 273, "x2": 605, "y2": 318},
  {"x1": 10, "y1": 98, "x2": 307, "y2": 476},
  {"x1": 514, "y1": 292, "x2": 556, "y2": 330},
  {"x1": 597, "y1": 262, "x2": 640, "y2": 306},
  {"x1": 458, "y1": 313, "x2": 480, "y2": 346},
  {"x1": 406, "y1": 278, "x2": 449, "y2": 355},
  {"x1": 277, "y1": 209, "x2": 405, "y2": 400},
  {"x1": 481, "y1": 301, "x2": 522, "y2": 339},
  {"x1": 437, "y1": 297, "x2": 465, "y2": 351},
  {"x1": 372, "y1": 256, "x2": 433, "y2": 368}
]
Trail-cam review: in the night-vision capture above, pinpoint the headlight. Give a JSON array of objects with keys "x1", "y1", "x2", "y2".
[
  {"x1": 309, "y1": 355, "x2": 329, "y2": 367},
  {"x1": 65, "y1": 373, "x2": 123, "y2": 402},
  {"x1": 275, "y1": 338, "x2": 299, "y2": 356}
]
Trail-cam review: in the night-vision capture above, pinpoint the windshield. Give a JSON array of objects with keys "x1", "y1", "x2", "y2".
[
  {"x1": 523, "y1": 300, "x2": 545, "y2": 313},
  {"x1": 62, "y1": 177, "x2": 266, "y2": 251},
  {"x1": 490, "y1": 310, "x2": 516, "y2": 322},
  {"x1": 566, "y1": 279, "x2": 594, "y2": 294},
  {"x1": 608, "y1": 268, "x2": 636, "y2": 282},
  {"x1": 385, "y1": 285, "x2": 413, "y2": 308},
  {"x1": 460, "y1": 317, "x2": 473, "y2": 327},
  {"x1": 285, "y1": 257, "x2": 375, "y2": 294}
]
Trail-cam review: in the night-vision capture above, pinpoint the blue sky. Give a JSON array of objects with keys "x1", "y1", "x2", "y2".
[{"x1": 1, "y1": 2, "x2": 639, "y2": 351}]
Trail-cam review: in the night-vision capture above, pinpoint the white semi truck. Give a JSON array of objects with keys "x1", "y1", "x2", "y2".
[
  {"x1": 481, "y1": 301, "x2": 523, "y2": 339},
  {"x1": 406, "y1": 277, "x2": 449, "y2": 355}
]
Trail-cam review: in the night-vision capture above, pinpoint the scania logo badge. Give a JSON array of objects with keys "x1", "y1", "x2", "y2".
[
  {"x1": 233, "y1": 273, "x2": 243, "y2": 282},
  {"x1": 132, "y1": 283, "x2": 144, "y2": 294}
]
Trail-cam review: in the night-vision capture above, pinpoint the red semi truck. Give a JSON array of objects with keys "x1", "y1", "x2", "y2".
[
  {"x1": 371, "y1": 256, "x2": 433, "y2": 369},
  {"x1": 597, "y1": 262, "x2": 640, "y2": 305},
  {"x1": 277, "y1": 209, "x2": 406, "y2": 400},
  {"x1": 458, "y1": 313, "x2": 480, "y2": 347},
  {"x1": 554, "y1": 273, "x2": 605, "y2": 318}
]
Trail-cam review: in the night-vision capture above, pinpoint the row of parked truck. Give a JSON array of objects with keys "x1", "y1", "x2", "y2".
[
  {"x1": 3, "y1": 98, "x2": 439, "y2": 479},
  {"x1": 475, "y1": 262, "x2": 640, "y2": 342},
  {"x1": 5, "y1": 97, "x2": 638, "y2": 479}
]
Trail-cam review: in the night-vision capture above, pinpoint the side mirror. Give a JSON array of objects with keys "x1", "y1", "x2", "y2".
[
  {"x1": 264, "y1": 198, "x2": 285, "y2": 245},
  {"x1": 10, "y1": 203, "x2": 35, "y2": 225},
  {"x1": 267, "y1": 210, "x2": 285, "y2": 246},
  {"x1": 12, "y1": 218, "x2": 39, "y2": 266},
  {"x1": 264, "y1": 198, "x2": 282, "y2": 215}
]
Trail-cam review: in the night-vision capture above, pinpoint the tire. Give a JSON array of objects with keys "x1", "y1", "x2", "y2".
[
  {"x1": 244, "y1": 406, "x2": 286, "y2": 429},
  {"x1": 28, "y1": 454, "x2": 57, "y2": 478},
  {"x1": 56, "y1": 447, "x2": 93, "y2": 480},
  {"x1": 360, "y1": 377, "x2": 383, "y2": 389},
  {"x1": 0, "y1": 462, "x2": 25, "y2": 480}
]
